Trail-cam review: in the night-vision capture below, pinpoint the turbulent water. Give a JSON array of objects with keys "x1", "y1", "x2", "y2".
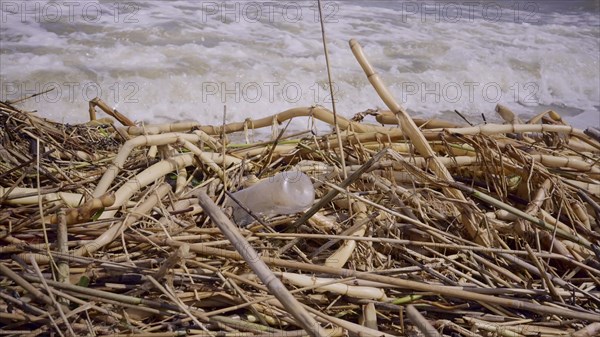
[{"x1": 1, "y1": 0, "x2": 599, "y2": 130}]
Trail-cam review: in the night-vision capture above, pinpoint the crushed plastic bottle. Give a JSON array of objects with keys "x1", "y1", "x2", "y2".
[{"x1": 226, "y1": 171, "x2": 315, "y2": 226}]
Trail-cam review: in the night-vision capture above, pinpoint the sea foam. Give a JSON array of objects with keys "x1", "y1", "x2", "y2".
[{"x1": 1, "y1": 1, "x2": 598, "y2": 130}]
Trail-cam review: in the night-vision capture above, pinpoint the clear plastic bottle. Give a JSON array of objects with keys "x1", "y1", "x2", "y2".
[{"x1": 226, "y1": 171, "x2": 315, "y2": 226}]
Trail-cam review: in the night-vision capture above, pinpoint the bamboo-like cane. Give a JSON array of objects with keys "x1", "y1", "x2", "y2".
[
  {"x1": 122, "y1": 121, "x2": 201, "y2": 136},
  {"x1": 93, "y1": 132, "x2": 221, "y2": 198},
  {"x1": 154, "y1": 239, "x2": 600, "y2": 322},
  {"x1": 122, "y1": 107, "x2": 395, "y2": 136},
  {"x1": 360, "y1": 303, "x2": 378, "y2": 331},
  {"x1": 406, "y1": 305, "x2": 442, "y2": 337},
  {"x1": 177, "y1": 138, "x2": 226, "y2": 183},
  {"x1": 46, "y1": 193, "x2": 115, "y2": 225},
  {"x1": 539, "y1": 210, "x2": 592, "y2": 258},
  {"x1": 495, "y1": 104, "x2": 522, "y2": 124},
  {"x1": 89, "y1": 97, "x2": 135, "y2": 127},
  {"x1": 300, "y1": 123, "x2": 598, "y2": 156},
  {"x1": 121, "y1": 107, "x2": 454, "y2": 137},
  {"x1": 99, "y1": 154, "x2": 194, "y2": 219},
  {"x1": 55, "y1": 209, "x2": 69, "y2": 286},
  {"x1": 325, "y1": 201, "x2": 369, "y2": 268},
  {"x1": 19, "y1": 183, "x2": 171, "y2": 264},
  {"x1": 0, "y1": 187, "x2": 84, "y2": 207},
  {"x1": 349, "y1": 39, "x2": 490, "y2": 245},
  {"x1": 585, "y1": 128, "x2": 600, "y2": 143},
  {"x1": 197, "y1": 191, "x2": 327, "y2": 337},
  {"x1": 573, "y1": 322, "x2": 600, "y2": 337},
  {"x1": 279, "y1": 272, "x2": 387, "y2": 300},
  {"x1": 376, "y1": 111, "x2": 460, "y2": 128}
]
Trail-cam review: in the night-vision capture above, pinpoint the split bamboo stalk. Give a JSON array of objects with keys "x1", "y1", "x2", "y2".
[
  {"x1": 495, "y1": 104, "x2": 522, "y2": 124},
  {"x1": 55, "y1": 209, "x2": 69, "y2": 285}
]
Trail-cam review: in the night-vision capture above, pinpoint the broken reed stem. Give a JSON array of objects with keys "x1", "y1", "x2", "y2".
[
  {"x1": 349, "y1": 38, "x2": 490, "y2": 246},
  {"x1": 28, "y1": 257, "x2": 76, "y2": 337},
  {"x1": 523, "y1": 243, "x2": 563, "y2": 302},
  {"x1": 22, "y1": 183, "x2": 172, "y2": 264},
  {"x1": 0, "y1": 263, "x2": 54, "y2": 306},
  {"x1": 288, "y1": 148, "x2": 387, "y2": 233},
  {"x1": 450, "y1": 181, "x2": 592, "y2": 249},
  {"x1": 55, "y1": 208, "x2": 70, "y2": 302},
  {"x1": 406, "y1": 305, "x2": 443, "y2": 337},
  {"x1": 152, "y1": 237, "x2": 600, "y2": 322},
  {"x1": 89, "y1": 97, "x2": 135, "y2": 126},
  {"x1": 197, "y1": 191, "x2": 327, "y2": 337}
]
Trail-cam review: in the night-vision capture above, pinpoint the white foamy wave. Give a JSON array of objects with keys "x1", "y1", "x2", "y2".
[{"x1": 1, "y1": 0, "x2": 598, "y2": 130}]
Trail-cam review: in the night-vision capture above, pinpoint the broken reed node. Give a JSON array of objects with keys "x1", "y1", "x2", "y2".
[{"x1": 1, "y1": 40, "x2": 600, "y2": 337}]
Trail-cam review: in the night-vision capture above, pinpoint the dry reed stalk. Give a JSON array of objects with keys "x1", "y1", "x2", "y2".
[
  {"x1": 375, "y1": 112, "x2": 460, "y2": 128},
  {"x1": 197, "y1": 191, "x2": 327, "y2": 337},
  {"x1": 99, "y1": 155, "x2": 195, "y2": 219},
  {"x1": 406, "y1": 305, "x2": 443, "y2": 337},
  {"x1": 120, "y1": 107, "x2": 396, "y2": 138},
  {"x1": 89, "y1": 97, "x2": 135, "y2": 127},
  {"x1": 55, "y1": 209, "x2": 69, "y2": 287},
  {"x1": 353, "y1": 41, "x2": 493, "y2": 245},
  {"x1": 279, "y1": 272, "x2": 386, "y2": 300},
  {"x1": 324, "y1": 201, "x2": 369, "y2": 268},
  {"x1": 152, "y1": 238, "x2": 600, "y2": 321},
  {"x1": 0, "y1": 187, "x2": 84, "y2": 207},
  {"x1": 93, "y1": 132, "x2": 221, "y2": 198}
]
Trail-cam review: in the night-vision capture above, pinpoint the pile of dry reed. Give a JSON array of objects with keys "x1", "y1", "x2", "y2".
[{"x1": 1, "y1": 40, "x2": 599, "y2": 337}]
